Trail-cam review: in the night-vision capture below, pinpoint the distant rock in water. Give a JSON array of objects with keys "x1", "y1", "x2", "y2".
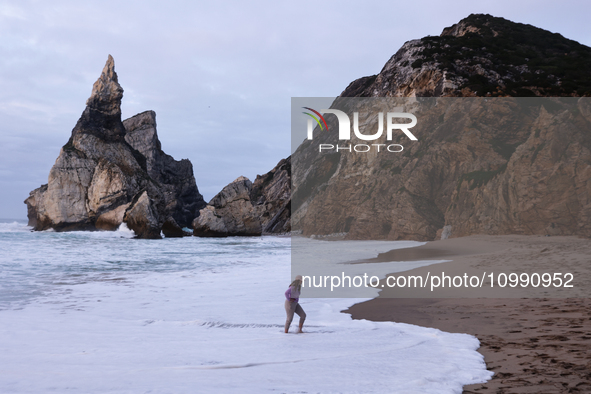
[
  {"x1": 25, "y1": 55, "x2": 206, "y2": 238},
  {"x1": 193, "y1": 176, "x2": 262, "y2": 237},
  {"x1": 193, "y1": 156, "x2": 291, "y2": 237}
]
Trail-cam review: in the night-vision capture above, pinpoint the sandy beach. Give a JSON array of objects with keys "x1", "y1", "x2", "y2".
[{"x1": 344, "y1": 235, "x2": 591, "y2": 393}]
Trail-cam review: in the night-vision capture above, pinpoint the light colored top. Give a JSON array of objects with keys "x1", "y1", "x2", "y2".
[{"x1": 285, "y1": 285, "x2": 300, "y2": 302}]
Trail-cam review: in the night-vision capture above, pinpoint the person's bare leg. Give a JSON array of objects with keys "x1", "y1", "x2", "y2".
[
  {"x1": 297, "y1": 320, "x2": 304, "y2": 333},
  {"x1": 296, "y1": 304, "x2": 306, "y2": 333},
  {"x1": 285, "y1": 300, "x2": 294, "y2": 333}
]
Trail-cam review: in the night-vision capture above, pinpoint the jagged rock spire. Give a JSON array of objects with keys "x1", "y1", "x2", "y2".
[
  {"x1": 25, "y1": 55, "x2": 206, "y2": 238},
  {"x1": 86, "y1": 55, "x2": 124, "y2": 116},
  {"x1": 71, "y1": 55, "x2": 126, "y2": 142}
]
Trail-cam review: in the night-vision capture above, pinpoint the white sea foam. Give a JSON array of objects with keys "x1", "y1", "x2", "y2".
[
  {"x1": 0, "y1": 231, "x2": 492, "y2": 393},
  {"x1": 115, "y1": 222, "x2": 136, "y2": 238},
  {"x1": 0, "y1": 220, "x2": 29, "y2": 232}
]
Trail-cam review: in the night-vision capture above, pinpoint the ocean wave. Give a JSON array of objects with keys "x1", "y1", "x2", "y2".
[
  {"x1": 0, "y1": 235, "x2": 490, "y2": 392},
  {"x1": 0, "y1": 221, "x2": 30, "y2": 233}
]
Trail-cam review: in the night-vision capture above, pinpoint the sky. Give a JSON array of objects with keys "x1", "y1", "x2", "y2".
[{"x1": 1, "y1": 0, "x2": 590, "y2": 219}]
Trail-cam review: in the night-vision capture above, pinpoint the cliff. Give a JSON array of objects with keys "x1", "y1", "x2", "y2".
[
  {"x1": 251, "y1": 156, "x2": 291, "y2": 234},
  {"x1": 292, "y1": 14, "x2": 591, "y2": 241},
  {"x1": 25, "y1": 55, "x2": 206, "y2": 238},
  {"x1": 342, "y1": 14, "x2": 591, "y2": 98}
]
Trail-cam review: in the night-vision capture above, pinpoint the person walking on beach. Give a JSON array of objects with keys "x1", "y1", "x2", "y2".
[{"x1": 284, "y1": 275, "x2": 306, "y2": 333}]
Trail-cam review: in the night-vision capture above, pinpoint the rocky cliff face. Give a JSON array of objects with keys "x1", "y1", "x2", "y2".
[
  {"x1": 251, "y1": 156, "x2": 291, "y2": 234},
  {"x1": 123, "y1": 111, "x2": 204, "y2": 229},
  {"x1": 193, "y1": 176, "x2": 262, "y2": 237},
  {"x1": 293, "y1": 98, "x2": 591, "y2": 240},
  {"x1": 25, "y1": 55, "x2": 205, "y2": 238},
  {"x1": 292, "y1": 15, "x2": 591, "y2": 241},
  {"x1": 342, "y1": 14, "x2": 591, "y2": 98},
  {"x1": 193, "y1": 156, "x2": 291, "y2": 237}
]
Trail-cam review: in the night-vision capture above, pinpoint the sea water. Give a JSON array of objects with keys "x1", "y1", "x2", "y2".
[{"x1": 0, "y1": 220, "x2": 492, "y2": 393}]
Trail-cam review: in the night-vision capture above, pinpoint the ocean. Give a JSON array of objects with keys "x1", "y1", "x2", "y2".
[{"x1": 0, "y1": 219, "x2": 492, "y2": 393}]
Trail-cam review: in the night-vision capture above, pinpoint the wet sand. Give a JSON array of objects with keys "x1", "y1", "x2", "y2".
[{"x1": 343, "y1": 235, "x2": 591, "y2": 393}]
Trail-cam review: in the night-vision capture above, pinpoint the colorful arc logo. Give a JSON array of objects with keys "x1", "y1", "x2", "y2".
[{"x1": 302, "y1": 107, "x2": 328, "y2": 131}]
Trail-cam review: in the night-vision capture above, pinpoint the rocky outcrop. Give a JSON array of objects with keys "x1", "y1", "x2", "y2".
[
  {"x1": 24, "y1": 55, "x2": 205, "y2": 238},
  {"x1": 193, "y1": 176, "x2": 262, "y2": 237},
  {"x1": 292, "y1": 15, "x2": 591, "y2": 241},
  {"x1": 251, "y1": 157, "x2": 291, "y2": 233},
  {"x1": 193, "y1": 157, "x2": 291, "y2": 237},
  {"x1": 342, "y1": 14, "x2": 591, "y2": 98},
  {"x1": 123, "y1": 190, "x2": 163, "y2": 239},
  {"x1": 293, "y1": 98, "x2": 591, "y2": 240},
  {"x1": 123, "y1": 111, "x2": 205, "y2": 229}
]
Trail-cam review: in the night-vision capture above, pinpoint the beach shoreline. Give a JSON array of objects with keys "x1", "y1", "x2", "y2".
[{"x1": 344, "y1": 235, "x2": 591, "y2": 393}]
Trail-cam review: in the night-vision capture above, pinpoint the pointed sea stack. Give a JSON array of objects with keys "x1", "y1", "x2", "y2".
[{"x1": 25, "y1": 56, "x2": 206, "y2": 238}]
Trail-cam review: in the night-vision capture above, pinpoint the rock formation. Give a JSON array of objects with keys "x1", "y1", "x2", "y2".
[
  {"x1": 251, "y1": 156, "x2": 291, "y2": 234},
  {"x1": 193, "y1": 176, "x2": 262, "y2": 237},
  {"x1": 25, "y1": 55, "x2": 206, "y2": 238},
  {"x1": 193, "y1": 156, "x2": 291, "y2": 237},
  {"x1": 292, "y1": 14, "x2": 591, "y2": 241},
  {"x1": 341, "y1": 14, "x2": 591, "y2": 98},
  {"x1": 123, "y1": 111, "x2": 204, "y2": 231}
]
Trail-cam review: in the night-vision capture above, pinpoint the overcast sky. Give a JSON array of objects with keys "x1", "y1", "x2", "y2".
[{"x1": 1, "y1": 0, "x2": 590, "y2": 219}]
